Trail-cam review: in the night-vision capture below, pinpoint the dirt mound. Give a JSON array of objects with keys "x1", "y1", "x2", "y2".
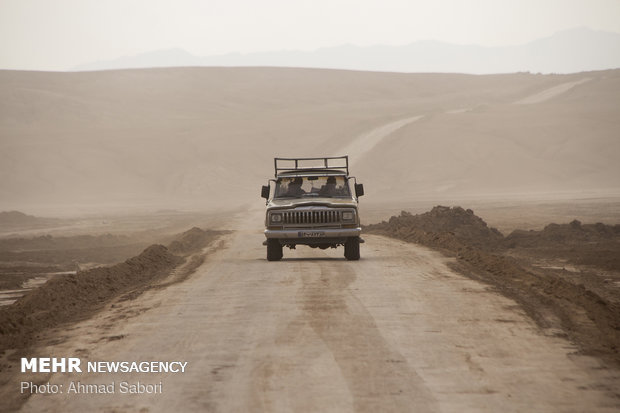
[
  {"x1": 367, "y1": 206, "x2": 503, "y2": 250},
  {"x1": 0, "y1": 225, "x2": 225, "y2": 355},
  {"x1": 0, "y1": 244, "x2": 182, "y2": 353},
  {"x1": 368, "y1": 208, "x2": 620, "y2": 272},
  {"x1": 167, "y1": 227, "x2": 221, "y2": 254},
  {"x1": 0, "y1": 233, "x2": 153, "y2": 296},
  {"x1": 366, "y1": 206, "x2": 620, "y2": 366}
]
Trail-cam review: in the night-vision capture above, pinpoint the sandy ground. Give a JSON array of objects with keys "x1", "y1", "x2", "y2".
[
  {"x1": 5, "y1": 208, "x2": 619, "y2": 413},
  {"x1": 2, "y1": 68, "x2": 619, "y2": 214}
]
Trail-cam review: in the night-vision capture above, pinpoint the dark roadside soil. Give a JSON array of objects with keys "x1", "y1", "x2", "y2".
[
  {"x1": 0, "y1": 234, "x2": 153, "y2": 290},
  {"x1": 0, "y1": 209, "x2": 233, "y2": 291},
  {"x1": 0, "y1": 227, "x2": 224, "y2": 356},
  {"x1": 364, "y1": 206, "x2": 620, "y2": 367}
]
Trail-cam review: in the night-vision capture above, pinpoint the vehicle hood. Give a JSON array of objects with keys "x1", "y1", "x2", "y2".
[{"x1": 267, "y1": 198, "x2": 357, "y2": 209}]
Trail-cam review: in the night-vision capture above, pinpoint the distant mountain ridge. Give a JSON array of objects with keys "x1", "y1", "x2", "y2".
[{"x1": 72, "y1": 27, "x2": 620, "y2": 74}]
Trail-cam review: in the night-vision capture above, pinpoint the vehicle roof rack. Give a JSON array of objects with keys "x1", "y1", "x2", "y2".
[{"x1": 274, "y1": 156, "x2": 349, "y2": 177}]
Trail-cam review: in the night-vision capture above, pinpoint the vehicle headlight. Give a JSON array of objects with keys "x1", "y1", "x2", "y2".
[
  {"x1": 270, "y1": 213, "x2": 283, "y2": 223},
  {"x1": 342, "y1": 211, "x2": 355, "y2": 221}
]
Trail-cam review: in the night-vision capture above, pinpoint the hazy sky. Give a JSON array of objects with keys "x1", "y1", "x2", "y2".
[{"x1": 1, "y1": 0, "x2": 619, "y2": 71}]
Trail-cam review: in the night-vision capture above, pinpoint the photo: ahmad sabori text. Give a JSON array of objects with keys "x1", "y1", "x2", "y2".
[{"x1": 21, "y1": 380, "x2": 163, "y2": 395}]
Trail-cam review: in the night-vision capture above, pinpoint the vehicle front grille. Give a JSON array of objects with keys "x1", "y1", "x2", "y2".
[{"x1": 283, "y1": 210, "x2": 341, "y2": 226}]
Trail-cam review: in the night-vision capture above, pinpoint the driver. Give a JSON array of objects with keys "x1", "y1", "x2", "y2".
[{"x1": 285, "y1": 177, "x2": 306, "y2": 197}]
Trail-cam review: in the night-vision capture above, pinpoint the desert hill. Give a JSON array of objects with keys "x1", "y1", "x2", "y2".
[
  {"x1": 1, "y1": 67, "x2": 618, "y2": 214},
  {"x1": 363, "y1": 72, "x2": 620, "y2": 203}
]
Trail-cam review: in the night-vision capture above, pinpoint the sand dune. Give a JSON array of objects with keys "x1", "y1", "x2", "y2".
[{"x1": 0, "y1": 67, "x2": 618, "y2": 214}]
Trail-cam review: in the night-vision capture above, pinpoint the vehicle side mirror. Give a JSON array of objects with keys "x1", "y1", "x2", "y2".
[
  {"x1": 261, "y1": 185, "x2": 270, "y2": 199},
  {"x1": 355, "y1": 183, "x2": 364, "y2": 197}
]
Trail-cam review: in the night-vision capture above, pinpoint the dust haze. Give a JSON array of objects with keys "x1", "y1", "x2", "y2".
[{"x1": 1, "y1": 67, "x2": 619, "y2": 217}]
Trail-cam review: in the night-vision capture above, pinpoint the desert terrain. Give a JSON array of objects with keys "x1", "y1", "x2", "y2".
[
  {"x1": 2, "y1": 67, "x2": 619, "y2": 213},
  {"x1": 1, "y1": 67, "x2": 619, "y2": 411}
]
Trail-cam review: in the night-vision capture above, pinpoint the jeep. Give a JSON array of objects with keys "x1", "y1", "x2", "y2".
[{"x1": 260, "y1": 156, "x2": 364, "y2": 261}]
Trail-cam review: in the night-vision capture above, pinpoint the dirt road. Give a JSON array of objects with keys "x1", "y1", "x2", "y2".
[{"x1": 15, "y1": 209, "x2": 620, "y2": 412}]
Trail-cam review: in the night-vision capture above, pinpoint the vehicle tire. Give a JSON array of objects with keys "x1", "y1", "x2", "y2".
[
  {"x1": 267, "y1": 239, "x2": 283, "y2": 261},
  {"x1": 344, "y1": 236, "x2": 360, "y2": 260}
]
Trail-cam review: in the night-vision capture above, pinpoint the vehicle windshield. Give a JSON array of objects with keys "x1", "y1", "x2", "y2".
[{"x1": 274, "y1": 176, "x2": 351, "y2": 199}]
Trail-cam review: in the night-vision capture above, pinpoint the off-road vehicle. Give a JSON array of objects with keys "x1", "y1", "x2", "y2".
[{"x1": 260, "y1": 156, "x2": 364, "y2": 261}]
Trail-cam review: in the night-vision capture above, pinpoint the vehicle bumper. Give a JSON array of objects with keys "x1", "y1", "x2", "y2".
[{"x1": 264, "y1": 227, "x2": 361, "y2": 239}]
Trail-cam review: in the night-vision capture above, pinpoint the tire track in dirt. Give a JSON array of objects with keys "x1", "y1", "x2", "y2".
[
  {"x1": 339, "y1": 115, "x2": 423, "y2": 164},
  {"x1": 250, "y1": 257, "x2": 439, "y2": 412},
  {"x1": 514, "y1": 78, "x2": 592, "y2": 104},
  {"x1": 300, "y1": 262, "x2": 439, "y2": 412}
]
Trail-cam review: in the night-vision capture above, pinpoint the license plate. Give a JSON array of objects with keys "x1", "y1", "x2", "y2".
[{"x1": 298, "y1": 231, "x2": 325, "y2": 238}]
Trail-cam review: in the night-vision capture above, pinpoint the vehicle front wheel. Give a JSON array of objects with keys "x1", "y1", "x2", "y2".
[
  {"x1": 344, "y1": 236, "x2": 360, "y2": 260},
  {"x1": 267, "y1": 239, "x2": 283, "y2": 261}
]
